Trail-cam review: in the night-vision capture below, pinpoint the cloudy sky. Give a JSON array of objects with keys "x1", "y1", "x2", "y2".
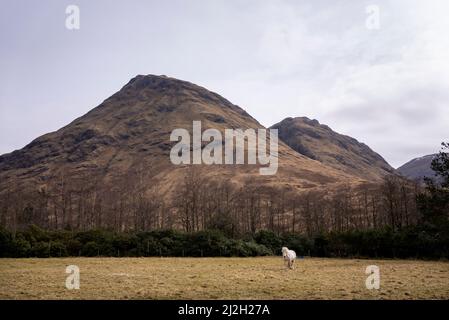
[{"x1": 1, "y1": 0, "x2": 448, "y2": 168}]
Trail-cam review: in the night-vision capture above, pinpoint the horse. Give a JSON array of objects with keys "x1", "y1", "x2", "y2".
[{"x1": 281, "y1": 246, "x2": 296, "y2": 269}]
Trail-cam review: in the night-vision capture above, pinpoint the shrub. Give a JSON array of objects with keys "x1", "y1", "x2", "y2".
[
  {"x1": 113, "y1": 233, "x2": 136, "y2": 256},
  {"x1": 49, "y1": 241, "x2": 68, "y2": 257},
  {"x1": 0, "y1": 228, "x2": 13, "y2": 257},
  {"x1": 66, "y1": 239, "x2": 82, "y2": 256},
  {"x1": 81, "y1": 241, "x2": 100, "y2": 257},
  {"x1": 281, "y1": 233, "x2": 311, "y2": 256},
  {"x1": 243, "y1": 241, "x2": 272, "y2": 256},
  {"x1": 31, "y1": 242, "x2": 51, "y2": 257},
  {"x1": 228, "y1": 239, "x2": 250, "y2": 257},
  {"x1": 12, "y1": 237, "x2": 32, "y2": 257},
  {"x1": 312, "y1": 234, "x2": 329, "y2": 257},
  {"x1": 187, "y1": 230, "x2": 229, "y2": 256},
  {"x1": 254, "y1": 230, "x2": 282, "y2": 252}
]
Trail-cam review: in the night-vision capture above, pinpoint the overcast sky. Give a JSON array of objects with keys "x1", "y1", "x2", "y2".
[{"x1": 1, "y1": 0, "x2": 448, "y2": 168}]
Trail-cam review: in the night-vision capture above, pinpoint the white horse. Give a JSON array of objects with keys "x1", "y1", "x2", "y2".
[{"x1": 282, "y1": 247, "x2": 296, "y2": 269}]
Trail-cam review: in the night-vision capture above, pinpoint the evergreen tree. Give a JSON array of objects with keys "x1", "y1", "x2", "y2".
[{"x1": 417, "y1": 142, "x2": 449, "y2": 225}]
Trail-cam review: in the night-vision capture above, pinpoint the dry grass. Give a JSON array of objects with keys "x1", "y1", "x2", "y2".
[{"x1": 0, "y1": 257, "x2": 448, "y2": 300}]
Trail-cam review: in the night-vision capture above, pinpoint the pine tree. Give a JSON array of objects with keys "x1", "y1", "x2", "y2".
[{"x1": 417, "y1": 142, "x2": 449, "y2": 225}]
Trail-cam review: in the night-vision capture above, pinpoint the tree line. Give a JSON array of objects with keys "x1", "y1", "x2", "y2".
[
  {"x1": 0, "y1": 172, "x2": 422, "y2": 236},
  {"x1": 1, "y1": 224, "x2": 447, "y2": 259}
]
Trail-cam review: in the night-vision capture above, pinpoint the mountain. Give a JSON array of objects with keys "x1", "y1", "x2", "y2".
[
  {"x1": 0, "y1": 75, "x2": 363, "y2": 205},
  {"x1": 270, "y1": 117, "x2": 395, "y2": 181},
  {"x1": 397, "y1": 154, "x2": 438, "y2": 182}
]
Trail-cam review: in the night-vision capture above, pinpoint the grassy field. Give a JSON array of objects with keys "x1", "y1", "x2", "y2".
[{"x1": 0, "y1": 257, "x2": 448, "y2": 299}]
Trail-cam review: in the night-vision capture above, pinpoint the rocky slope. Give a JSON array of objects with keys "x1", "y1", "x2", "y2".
[{"x1": 270, "y1": 117, "x2": 395, "y2": 181}]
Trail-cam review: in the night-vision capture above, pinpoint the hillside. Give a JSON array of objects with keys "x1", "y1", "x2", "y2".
[
  {"x1": 397, "y1": 154, "x2": 438, "y2": 182},
  {"x1": 270, "y1": 117, "x2": 395, "y2": 181},
  {"x1": 0, "y1": 75, "x2": 362, "y2": 203}
]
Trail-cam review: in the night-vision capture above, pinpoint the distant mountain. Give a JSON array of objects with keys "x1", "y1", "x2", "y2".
[
  {"x1": 270, "y1": 117, "x2": 395, "y2": 181},
  {"x1": 397, "y1": 154, "x2": 438, "y2": 182}
]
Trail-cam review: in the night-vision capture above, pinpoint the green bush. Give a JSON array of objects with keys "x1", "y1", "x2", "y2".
[
  {"x1": 243, "y1": 241, "x2": 272, "y2": 256},
  {"x1": 0, "y1": 228, "x2": 13, "y2": 257},
  {"x1": 281, "y1": 233, "x2": 312, "y2": 256},
  {"x1": 254, "y1": 230, "x2": 282, "y2": 252},
  {"x1": 312, "y1": 234, "x2": 329, "y2": 257},
  {"x1": 81, "y1": 241, "x2": 100, "y2": 257},
  {"x1": 66, "y1": 239, "x2": 82, "y2": 256},
  {"x1": 228, "y1": 239, "x2": 250, "y2": 257},
  {"x1": 12, "y1": 237, "x2": 32, "y2": 257},
  {"x1": 31, "y1": 242, "x2": 51, "y2": 257},
  {"x1": 49, "y1": 241, "x2": 68, "y2": 257},
  {"x1": 187, "y1": 230, "x2": 229, "y2": 256}
]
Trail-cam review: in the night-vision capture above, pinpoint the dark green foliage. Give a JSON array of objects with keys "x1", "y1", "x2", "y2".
[
  {"x1": 280, "y1": 233, "x2": 312, "y2": 256},
  {"x1": 307, "y1": 226, "x2": 449, "y2": 259},
  {"x1": 417, "y1": 142, "x2": 449, "y2": 226},
  {"x1": 81, "y1": 241, "x2": 100, "y2": 257},
  {"x1": 66, "y1": 239, "x2": 82, "y2": 256},
  {"x1": 12, "y1": 236, "x2": 32, "y2": 257},
  {"x1": 431, "y1": 142, "x2": 449, "y2": 188},
  {"x1": 0, "y1": 226, "x2": 276, "y2": 258},
  {"x1": 49, "y1": 241, "x2": 68, "y2": 257},
  {"x1": 30, "y1": 242, "x2": 51, "y2": 257},
  {"x1": 0, "y1": 228, "x2": 13, "y2": 257},
  {"x1": 312, "y1": 234, "x2": 329, "y2": 257},
  {"x1": 253, "y1": 230, "x2": 282, "y2": 252},
  {"x1": 0, "y1": 224, "x2": 447, "y2": 259}
]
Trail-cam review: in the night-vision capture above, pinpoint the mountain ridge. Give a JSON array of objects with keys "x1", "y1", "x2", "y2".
[{"x1": 270, "y1": 116, "x2": 395, "y2": 181}]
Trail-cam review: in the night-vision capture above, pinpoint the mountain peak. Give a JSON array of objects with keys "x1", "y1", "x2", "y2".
[
  {"x1": 111, "y1": 74, "x2": 244, "y2": 115},
  {"x1": 282, "y1": 117, "x2": 332, "y2": 130},
  {"x1": 398, "y1": 154, "x2": 438, "y2": 182},
  {"x1": 271, "y1": 117, "x2": 395, "y2": 180},
  {"x1": 123, "y1": 74, "x2": 194, "y2": 91}
]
